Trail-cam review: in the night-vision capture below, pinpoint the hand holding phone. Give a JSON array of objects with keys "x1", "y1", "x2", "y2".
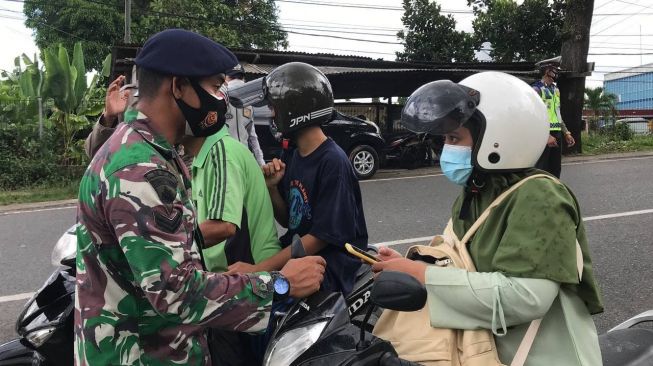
[{"x1": 344, "y1": 243, "x2": 379, "y2": 265}]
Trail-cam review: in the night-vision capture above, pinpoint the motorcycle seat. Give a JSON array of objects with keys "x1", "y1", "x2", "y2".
[{"x1": 599, "y1": 328, "x2": 653, "y2": 366}]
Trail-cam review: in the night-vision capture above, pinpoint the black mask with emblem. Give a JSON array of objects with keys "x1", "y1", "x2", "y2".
[{"x1": 175, "y1": 78, "x2": 227, "y2": 137}]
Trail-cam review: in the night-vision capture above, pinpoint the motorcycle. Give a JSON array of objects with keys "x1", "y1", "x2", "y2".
[
  {"x1": 0, "y1": 231, "x2": 388, "y2": 366},
  {"x1": 259, "y1": 236, "x2": 422, "y2": 366},
  {"x1": 0, "y1": 226, "x2": 76, "y2": 366},
  {"x1": 383, "y1": 132, "x2": 442, "y2": 170},
  {"x1": 262, "y1": 270, "x2": 424, "y2": 366},
  {"x1": 599, "y1": 310, "x2": 653, "y2": 366}
]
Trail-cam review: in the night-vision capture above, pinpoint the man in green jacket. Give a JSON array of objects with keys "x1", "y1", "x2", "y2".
[{"x1": 373, "y1": 72, "x2": 603, "y2": 366}]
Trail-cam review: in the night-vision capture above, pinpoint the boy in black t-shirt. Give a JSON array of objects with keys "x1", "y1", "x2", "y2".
[{"x1": 228, "y1": 62, "x2": 369, "y2": 295}]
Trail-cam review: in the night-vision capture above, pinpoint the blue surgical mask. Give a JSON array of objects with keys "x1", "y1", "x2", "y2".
[{"x1": 440, "y1": 144, "x2": 473, "y2": 186}]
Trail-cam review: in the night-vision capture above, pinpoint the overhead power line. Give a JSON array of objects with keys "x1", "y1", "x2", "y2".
[
  {"x1": 591, "y1": 0, "x2": 653, "y2": 37},
  {"x1": 292, "y1": 44, "x2": 396, "y2": 56},
  {"x1": 280, "y1": 18, "x2": 402, "y2": 31}
]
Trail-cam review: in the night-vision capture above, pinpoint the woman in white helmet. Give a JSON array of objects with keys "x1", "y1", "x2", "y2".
[{"x1": 372, "y1": 72, "x2": 603, "y2": 365}]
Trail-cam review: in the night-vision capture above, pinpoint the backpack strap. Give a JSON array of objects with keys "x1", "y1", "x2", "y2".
[{"x1": 459, "y1": 174, "x2": 553, "y2": 246}]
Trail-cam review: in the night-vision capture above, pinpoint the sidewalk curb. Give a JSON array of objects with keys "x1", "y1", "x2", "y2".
[
  {"x1": 561, "y1": 150, "x2": 653, "y2": 163},
  {"x1": 0, "y1": 199, "x2": 77, "y2": 214},
  {"x1": 2, "y1": 151, "x2": 652, "y2": 213}
]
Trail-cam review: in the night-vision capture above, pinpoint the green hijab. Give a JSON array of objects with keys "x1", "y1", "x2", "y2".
[{"x1": 451, "y1": 169, "x2": 603, "y2": 314}]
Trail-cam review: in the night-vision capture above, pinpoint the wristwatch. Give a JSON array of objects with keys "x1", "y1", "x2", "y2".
[{"x1": 271, "y1": 271, "x2": 290, "y2": 301}]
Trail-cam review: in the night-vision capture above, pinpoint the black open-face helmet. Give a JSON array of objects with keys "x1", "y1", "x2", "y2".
[{"x1": 228, "y1": 62, "x2": 334, "y2": 135}]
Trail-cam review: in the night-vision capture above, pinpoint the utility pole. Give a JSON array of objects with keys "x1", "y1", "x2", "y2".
[
  {"x1": 124, "y1": 0, "x2": 132, "y2": 43},
  {"x1": 559, "y1": 0, "x2": 594, "y2": 154}
]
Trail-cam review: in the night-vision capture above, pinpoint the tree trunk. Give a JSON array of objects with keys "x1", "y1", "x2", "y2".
[{"x1": 559, "y1": 0, "x2": 594, "y2": 154}]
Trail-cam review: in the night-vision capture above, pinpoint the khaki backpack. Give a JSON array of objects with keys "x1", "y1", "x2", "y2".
[{"x1": 372, "y1": 174, "x2": 584, "y2": 366}]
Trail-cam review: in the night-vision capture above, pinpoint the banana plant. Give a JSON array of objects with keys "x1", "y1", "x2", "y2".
[
  {"x1": 42, "y1": 42, "x2": 109, "y2": 164},
  {"x1": 0, "y1": 54, "x2": 44, "y2": 145}
]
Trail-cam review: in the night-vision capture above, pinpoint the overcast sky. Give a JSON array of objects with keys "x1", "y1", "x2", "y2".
[{"x1": 1, "y1": 0, "x2": 653, "y2": 88}]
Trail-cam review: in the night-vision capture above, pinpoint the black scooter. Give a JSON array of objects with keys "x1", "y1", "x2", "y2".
[
  {"x1": 0, "y1": 226, "x2": 76, "y2": 366},
  {"x1": 262, "y1": 270, "x2": 424, "y2": 366}
]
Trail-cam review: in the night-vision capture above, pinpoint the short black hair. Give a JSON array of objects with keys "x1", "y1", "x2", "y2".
[{"x1": 137, "y1": 67, "x2": 169, "y2": 100}]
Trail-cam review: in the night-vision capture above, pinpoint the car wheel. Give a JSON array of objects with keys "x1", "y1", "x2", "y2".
[{"x1": 349, "y1": 145, "x2": 379, "y2": 180}]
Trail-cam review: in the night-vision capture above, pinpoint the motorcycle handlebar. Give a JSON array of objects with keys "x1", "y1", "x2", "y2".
[{"x1": 379, "y1": 352, "x2": 423, "y2": 366}]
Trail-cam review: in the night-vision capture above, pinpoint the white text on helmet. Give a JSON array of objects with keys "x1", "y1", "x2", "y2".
[{"x1": 289, "y1": 107, "x2": 333, "y2": 128}]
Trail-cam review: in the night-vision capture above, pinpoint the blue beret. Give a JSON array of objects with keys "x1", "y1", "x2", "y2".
[{"x1": 135, "y1": 29, "x2": 238, "y2": 78}]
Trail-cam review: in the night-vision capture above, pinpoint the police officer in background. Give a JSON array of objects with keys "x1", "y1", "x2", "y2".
[
  {"x1": 225, "y1": 64, "x2": 266, "y2": 166},
  {"x1": 75, "y1": 29, "x2": 325, "y2": 366},
  {"x1": 532, "y1": 56, "x2": 575, "y2": 178}
]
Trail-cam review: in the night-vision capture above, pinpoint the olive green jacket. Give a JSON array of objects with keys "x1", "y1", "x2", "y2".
[{"x1": 425, "y1": 170, "x2": 603, "y2": 365}]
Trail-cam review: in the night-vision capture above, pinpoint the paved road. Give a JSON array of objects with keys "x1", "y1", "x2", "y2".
[{"x1": 0, "y1": 156, "x2": 652, "y2": 344}]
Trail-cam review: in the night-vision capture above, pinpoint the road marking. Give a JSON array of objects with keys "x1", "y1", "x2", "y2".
[
  {"x1": 0, "y1": 205, "x2": 76, "y2": 216},
  {"x1": 583, "y1": 209, "x2": 653, "y2": 222},
  {"x1": 0, "y1": 292, "x2": 34, "y2": 304},
  {"x1": 372, "y1": 208, "x2": 653, "y2": 248},
  {"x1": 0, "y1": 208, "x2": 651, "y2": 302}
]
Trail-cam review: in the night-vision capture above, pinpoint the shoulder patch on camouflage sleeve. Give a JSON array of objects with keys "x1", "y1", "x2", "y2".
[
  {"x1": 144, "y1": 169, "x2": 178, "y2": 204},
  {"x1": 243, "y1": 107, "x2": 252, "y2": 118},
  {"x1": 145, "y1": 169, "x2": 183, "y2": 233},
  {"x1": 153, "y1": 206, "x2": 183, "y2": 233}
]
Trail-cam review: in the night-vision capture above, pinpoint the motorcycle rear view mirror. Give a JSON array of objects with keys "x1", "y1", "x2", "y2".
[
  {"x1": 51, "y1": 225, "x2": 78, "y2": 267},
  {"x1": 371, "y1": 271, "x2": 426, "y2": 312}
]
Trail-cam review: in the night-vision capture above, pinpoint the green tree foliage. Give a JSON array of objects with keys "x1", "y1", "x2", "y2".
[
  {"x1": 397, "y1": 0, "x2": 475, "y2": 63},
  {"x1": 138, "y1": 0, "x2": 288, "y2": 50},
  {"x1": 41, "y1": 43, "x2": 109, "y2": 164},
  {"x1": 584, "y1": 86, "x2": 618, "y2": 134},
  {"x1": 468, "y1": 0, "x2": 565, "y2": 62},
  {"x1": 1, "y1": 43, "x2": 110, "y2": 189},
  {"x1": 24, "y1": 0, "x2": 124, "y2": 72},
  {"x1": 23, "y1": 0, "x2": 287, "y2": 72},
  {"x1": 0, "y1": 55, "x2": 55, "y2": 189},
  {"x1": 0, "y1": 54, "x2": 44, "y2": 141}
]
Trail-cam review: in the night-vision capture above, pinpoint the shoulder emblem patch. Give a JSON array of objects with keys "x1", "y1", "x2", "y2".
[{"x1": 144, "y1": 169, "x2": 178, "y2": 204}]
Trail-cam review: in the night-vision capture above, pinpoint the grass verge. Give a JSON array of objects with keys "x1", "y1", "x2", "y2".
[
  {"x1": 582, "y1": 132, "x2": 653, "y2": 155},
  {"x1": 0, "y1": 181, "x2": 79, "y2": 206}
]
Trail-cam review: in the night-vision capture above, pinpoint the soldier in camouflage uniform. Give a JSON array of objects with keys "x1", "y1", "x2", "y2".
[{"x1": 75, "y1": 29, "x2": 326, "y2": 366}]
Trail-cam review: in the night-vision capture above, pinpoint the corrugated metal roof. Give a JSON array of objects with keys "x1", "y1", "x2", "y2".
[
  {"x1": 244, "y1": 63, "x2": 538, "y2": 76},
  {"x1": 605, "y1": 63, "x2": 653, "y2": 81}
]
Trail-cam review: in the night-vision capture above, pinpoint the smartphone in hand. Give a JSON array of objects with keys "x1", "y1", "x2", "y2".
[{"x1": 344, "y1": 243, "x2": 379, "y2": 265}]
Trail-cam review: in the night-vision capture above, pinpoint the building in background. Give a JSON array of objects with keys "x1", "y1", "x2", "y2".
[
  {"x1": 604, "y1": 64, "x2": 653, "y2": 116},
  {"x1": 601, "y1": 64, "x2": 653, "y2": 134}
]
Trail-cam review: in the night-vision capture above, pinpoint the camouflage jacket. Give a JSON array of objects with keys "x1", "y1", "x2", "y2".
[{"x1": 75, "y1": 117, "x2": 274, "y2": 366}]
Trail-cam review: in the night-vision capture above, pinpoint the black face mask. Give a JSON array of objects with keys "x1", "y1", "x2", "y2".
[{"x1": 175, "y1": 78, "x2": 227, "y2": 137}]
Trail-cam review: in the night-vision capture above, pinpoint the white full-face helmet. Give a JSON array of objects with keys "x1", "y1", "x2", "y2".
[{"x1": 401, "y1": 71, "x2": 549, "y2": 172}]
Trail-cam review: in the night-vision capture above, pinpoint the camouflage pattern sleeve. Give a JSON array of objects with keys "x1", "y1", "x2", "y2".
[{"x1": 103, "y1": 162, "x2": 273, "y2": 332}]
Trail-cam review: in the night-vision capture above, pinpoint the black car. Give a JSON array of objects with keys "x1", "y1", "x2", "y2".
[{"x1": 253, "y1": 108, "x2": 385, "y2": 179}]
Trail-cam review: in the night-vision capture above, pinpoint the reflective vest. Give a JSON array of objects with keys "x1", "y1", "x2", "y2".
[{"x1": 539, "y1": 86, "x2": 562, "y2": 131}]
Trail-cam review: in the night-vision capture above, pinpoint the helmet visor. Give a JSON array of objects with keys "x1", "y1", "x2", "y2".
[
  {"x1": 227, "y1": 77, "x2": 268, "y2": 108},
  {"x1": 401, "y1": 80, "x2": 480, "y2": 135}
]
